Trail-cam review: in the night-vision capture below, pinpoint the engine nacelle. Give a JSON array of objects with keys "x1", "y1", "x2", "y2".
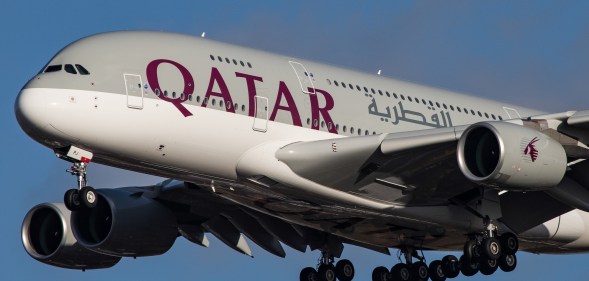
[
  {"x1": 71, "y1": 188, "x2": 178, "y2": 257},
  {"x1": 21, "y1": 203, "x2": 121, "y2": 270},
  {"x1": 457, "y1": 122, "x2": 567, "y2": 191}
]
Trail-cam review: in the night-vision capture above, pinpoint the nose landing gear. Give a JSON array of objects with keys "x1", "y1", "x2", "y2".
[
  {"x1": 55, "y1": 146, "x2": 97, "y2": 211},
  {"x1": 64, "y1": 162, "x2": 97, "y2": 211}
]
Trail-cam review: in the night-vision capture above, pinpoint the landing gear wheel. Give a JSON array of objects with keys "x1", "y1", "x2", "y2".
[
  {"x1": 499, "y1": 254, "x2": 517, "y2": 272},
  {"x1": 441, "y1": 255, "x2": 460, "y2": 278},
  {"x1": 335, "y1": 259, "x2": 354, "y2": 281},
  {"x1": 459, "y1": 255, "x2": 478, "y2": 277},
  {"x1": 391, "y1": 263, "x2": 411, "y2": 281},
  {"x1": 64, "y1": 189, "x2": 81, "y2": 211},
  {"x1": 463, "y1": 240, "x2": 482, "y2": 261},
  {"x1": 372, "y1": 266, "x2": 390, "y2": 281},
  {"x1": 479, "y1": 258, "x2": 498, "y2": 275},
  {"x1": 300, "y1": 267, "x2": 319, "y2": 281},
  {"x1": 411, "y1": 261, "x2": 429, "y2": 281},
  {"x1": 318, "y1": 263, "x2": 336, "y2": 281},
  {"x1": 428, "y1": 260, "x2": 446, "y2": 281},
  {"x1": 500, "y1": 233, "x2": 519, "y2": 255},
  {"x1": 482, "y1": 237, "x2": 501, "y2": 259},
  {"x1": 79, "y1": 186, "x2": 97, "y2": 209}
]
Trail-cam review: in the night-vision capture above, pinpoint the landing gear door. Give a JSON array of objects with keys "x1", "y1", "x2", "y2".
[
  {"x1": 124, "y1": 74, "x2": 144, "y2": 109},
  {"x1": 289, "y1": 61, "x2": 315, "y2": 94},
  {"x1": 253, "y1": 96, "x2": 268, "y2": 132}
]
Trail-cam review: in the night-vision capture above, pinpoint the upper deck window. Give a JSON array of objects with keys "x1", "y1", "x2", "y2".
[{"x1": 44, "y1": 65, "x2": 62, "y2": 73}]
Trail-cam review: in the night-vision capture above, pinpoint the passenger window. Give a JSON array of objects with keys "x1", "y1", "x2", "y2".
[
  {"x1": 64, "y1": 64, "x2": 77, "y2": 74},
  {"x1": 75, "y1": 64, "x2": 90, "y2": 75},
  {"x1": 44, "y1": 65, "x2": 62, "y2": 73}
]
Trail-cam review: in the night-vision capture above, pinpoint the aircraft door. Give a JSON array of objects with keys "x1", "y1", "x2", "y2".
[
  {"x1": 288, "y1": 61, "x2": 315, "y2": 94},
  {"x1": 124, "y1": 74, "x2": 144, "y2": 109},
  {"x1": 252, "y1": 96, "x2": 268, "y2": 132},
  {"x1": 503, "y1": 107, "x2": 521, "y2": 119}
]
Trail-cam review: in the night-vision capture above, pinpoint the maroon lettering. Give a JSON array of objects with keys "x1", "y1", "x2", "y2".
[
  {"x1": 309, "y1": 88, "x2": 337, "y2": 133},
  {"x1": 270, "y1": 81, "x2": 302, "y2": 126},
  {"x1": 201, "y1": 67, "x2": 235, "y2": 113},
  {"x1": 146, "y1": 59, "x2": 194, "y2": 117},
  {"x1": 235, "y1": 72, "x2": 263, "y2": 117}
]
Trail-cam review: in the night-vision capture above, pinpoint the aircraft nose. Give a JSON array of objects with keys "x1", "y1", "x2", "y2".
[{"x1": 15, "y1": 87, "x2": 50, "y2": 135}]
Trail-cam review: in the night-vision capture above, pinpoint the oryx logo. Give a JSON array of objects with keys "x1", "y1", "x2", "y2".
[{"x1": 524, "y1": 137, "x2": 539, "y2": 162}]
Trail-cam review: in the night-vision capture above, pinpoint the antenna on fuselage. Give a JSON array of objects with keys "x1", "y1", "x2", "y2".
[
  {"x1": 377, "y1": 69, "x2": 382, "y2": 76},
  {"x1": 201, "y1": 32, "x2": 206, "y2": 38}
]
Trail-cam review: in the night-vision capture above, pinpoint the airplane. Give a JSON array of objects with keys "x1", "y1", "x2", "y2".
[{"x1": 15, "y1": 30, "x2": 589, "y2": 281}]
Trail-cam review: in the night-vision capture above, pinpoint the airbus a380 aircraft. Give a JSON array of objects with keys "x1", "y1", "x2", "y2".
[{"x1": 16, "y1": 31, "x2": 589, "y2": 281}]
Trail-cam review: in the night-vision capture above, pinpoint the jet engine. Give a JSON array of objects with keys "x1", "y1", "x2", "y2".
[
  {"x1": 21, "y1": 203, "x2": 121, "y2": 270},
  {"x1": 457, "y1": 121, "x2": 567, "y2": 191},
  {"x1": 71, "y1": 188, "x2": 178, "y2": 257}
]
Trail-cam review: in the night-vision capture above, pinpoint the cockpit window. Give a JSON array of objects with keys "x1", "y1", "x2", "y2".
[
  {"x1": 64, "y1": 64, "x2": 77, "y2": 74},
  {"x1": 75, "y1": 64, "x2": 90, "y2": 75},
  {"x1": 44, "y1": 65, "x2": 62, "y2": 73}
]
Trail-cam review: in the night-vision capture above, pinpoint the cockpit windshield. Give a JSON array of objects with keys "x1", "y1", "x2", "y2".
[{"x1": 43, "y1": 64, "x2": 90, "y2": 75}]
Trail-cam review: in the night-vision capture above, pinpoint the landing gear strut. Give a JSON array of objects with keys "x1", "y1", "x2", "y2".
[{"x1": 64, "y1": 162, "x2": 97, "y2": 211}]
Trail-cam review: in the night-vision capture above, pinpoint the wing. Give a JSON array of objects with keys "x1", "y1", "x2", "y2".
[{"x1": 235, "y1": 112, "x2": 589, "y2": 235}]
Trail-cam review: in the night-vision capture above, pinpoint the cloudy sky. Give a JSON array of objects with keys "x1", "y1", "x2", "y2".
[{"x1": 2, "y1": 1, "x2": 589, "y2": 280}]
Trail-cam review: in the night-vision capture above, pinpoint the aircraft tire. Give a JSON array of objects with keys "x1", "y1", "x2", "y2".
[
  {"x1": 500, "y1": 233, "x2": 519, "y2": 255},
  {"x1": 80, "y1": 186, "x2": 97, "y2": 209},
  {"x1": 482, "y1": 237, "x2": 501, "y2": 260},
  {"x1": 479, "y1": 258, "x2": 498, "y2": 275},
  {"x1": 411, "y1": 261, "x2": 429, "y2": 281},
  {"x1": 459, "y1": 255, "x2": 478, "y2": 277},
  {"x1": 499, "y1": 254, "x2": 517, "y2": 272},
  {"x1": 371, "y1": 266, "x2": 389, "y2": 281},
  {"x1": 64, "y1": 189, "x2": 81, "y2": 211},
  {"x1": 428, "y1": 260, "x2": 446, "y2": 281},
  {"x1": 318, "y1": 263, "x2": 336, "y2": 281},
  {"x1": 335, "y1": 259, "x2": 354, "y2": 281},
  {"x1": 390, "y1": 263, "x2": 411, "y2": 281},
  {"x1": 300, "y1": 267, "x2": 318, "y2": 281},
  {"x1": 441, "y1": 255, "x2": 460, "y2": 278}
]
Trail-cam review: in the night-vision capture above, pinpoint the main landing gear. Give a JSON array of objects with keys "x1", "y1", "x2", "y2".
[
  {"x1": 300, "y1": 251, "x2": 355, "y2": 281},
  {"x1": 368, "y1": 227, "x2": 519, "y2": 281},
  {"x1": 64, "y1": 162, "x2": 97, "y2": 211},
  {"x1": 460, "y1": 218, "x2": 519, "y2": 278},
  {"x1": 371, "y1": 247, "x2": 430, "y2": 281}
]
